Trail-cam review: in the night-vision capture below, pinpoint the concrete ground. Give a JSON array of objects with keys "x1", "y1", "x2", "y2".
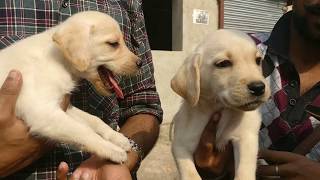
[{"x1": 137, "y1": 51, "x2": 187, "y2": 180}]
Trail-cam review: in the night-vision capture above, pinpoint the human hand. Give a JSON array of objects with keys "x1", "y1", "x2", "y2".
[
  {"x1": 193, "y1": 112, "x2": 234, "y2": 177},
  {"x1": 0, "y1": 70, "x2": 51, "y2": 176},
  {"x1": 257, "y1": 149, "x2": 320, "y2": 180},
  {"x1": 57, "y1": 156, "x2": 132, "y2": 180},
  {"x1": 0, "y1": 70, "x2": 69, "y2": 177}
]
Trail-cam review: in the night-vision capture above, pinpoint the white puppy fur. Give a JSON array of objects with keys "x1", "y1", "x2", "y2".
[
  {"x1": 171, "y1": 29, "x2": 270, "y2": 180},
  {"x1": 0, "y1": 11, "x2": 140, "y2": 163}
]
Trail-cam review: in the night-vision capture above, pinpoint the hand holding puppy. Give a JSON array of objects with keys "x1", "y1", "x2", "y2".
[
  {"x1": 0, "y1": 70, "x2": 69, "y2": 177},
  {"x1": 194, "y1": 112, "x2": 234, "y2": 178},
  {"x1": 257, "y1": 149, "x2": 320, "y2": 180},
  {"x1": 0, "y1": 70, "x2": 48, "y2": 177}
]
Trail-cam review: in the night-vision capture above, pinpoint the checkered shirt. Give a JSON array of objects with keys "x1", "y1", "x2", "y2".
[
  {"x1": 253, "y1": 12, "x2": 320, "y2": 153},
  {"x1": 0, "y1": 0, "x2": 163, "y2": 179}
]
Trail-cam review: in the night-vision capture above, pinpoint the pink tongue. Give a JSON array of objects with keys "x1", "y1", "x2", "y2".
[{"x1": 107, "y1": 73, "x2": 124, "y2": 99}]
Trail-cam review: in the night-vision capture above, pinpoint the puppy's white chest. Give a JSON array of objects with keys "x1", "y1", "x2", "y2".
[{"x1": 216, "y1": 109, "x2": 262, "y2": 148}]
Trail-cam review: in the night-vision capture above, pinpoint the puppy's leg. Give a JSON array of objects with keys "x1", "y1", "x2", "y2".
[
  {"x1": 66, "y1": 106, "x2": 131, "y2": 151},
  {"x1": 26, "y1": 108, "x2": 127, "y2": 163},
  {"x1": 172, "y1": 144, "x2": 202, "y2": 180},
  {"x1": 216, "y1": 109, "x2": 240, "y2": 152},
  {"x1": 172, "y1": 113, "x2": 210, "y2": 180},
  {"x1": 232, "y1": 134, "x2": 259, "y2": 180}
]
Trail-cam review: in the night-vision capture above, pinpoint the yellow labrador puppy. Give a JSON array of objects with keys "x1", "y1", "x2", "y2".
[
  {"x1": 171, "y1": 29, "x2": 270, "y2": 180},
  {"x1": 0, "y1": 11, "x2": 140, "y2": 163}
]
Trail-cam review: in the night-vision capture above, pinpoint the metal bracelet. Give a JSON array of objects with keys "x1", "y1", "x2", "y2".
[{"x1": 127, "y1": 137, "x2": 144, "y2": 172}]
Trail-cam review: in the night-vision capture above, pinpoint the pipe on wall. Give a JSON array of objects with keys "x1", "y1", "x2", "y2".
[{"x1": 218, "y1": 0, "x2": 224, "y2": 29}]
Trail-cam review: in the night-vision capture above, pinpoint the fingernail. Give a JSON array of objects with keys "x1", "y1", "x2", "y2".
[
  {"x1": 2, "y1": 70, "x2": 21, "y2": 92},
  {"x1": 8, "y1": 70, "x2": 18, "y2": 79},
  {"x1": 6, "y1": 70, "x2": 20, "y2": 87}
]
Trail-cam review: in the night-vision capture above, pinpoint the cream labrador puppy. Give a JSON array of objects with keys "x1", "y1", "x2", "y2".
[
  {"x1": 171, "y1": 29, "x2": 270, "y2": 180},
  {"x1": 0, "y1": 11, "x2": 140, "y2": 163}
]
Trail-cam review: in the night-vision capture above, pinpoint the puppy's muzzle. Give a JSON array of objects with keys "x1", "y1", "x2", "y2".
[{"x1": 247, "y1": 81, "x2": 265, "y2": 96}]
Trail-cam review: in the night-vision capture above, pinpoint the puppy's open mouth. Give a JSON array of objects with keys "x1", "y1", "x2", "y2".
[{"x1": 97, "y1": 65, "x2": 124, "y2": 99}]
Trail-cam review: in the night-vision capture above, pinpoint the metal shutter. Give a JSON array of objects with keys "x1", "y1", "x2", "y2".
[{"x1": 224, "y1": 0, "x2": 287, "y2": 33}]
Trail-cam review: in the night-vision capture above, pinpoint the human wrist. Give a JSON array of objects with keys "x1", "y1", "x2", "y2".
[
  {"x1": 124, "y1": 150, "x2": 139, "y2": 172},
  {"x1": 124, "y1": 138, "x2": 144, "y2": 172}
]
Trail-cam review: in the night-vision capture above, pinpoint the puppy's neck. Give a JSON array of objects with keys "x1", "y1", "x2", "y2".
[{"x1": 52, "y1": 45, "x2": 81, "y2": 81}]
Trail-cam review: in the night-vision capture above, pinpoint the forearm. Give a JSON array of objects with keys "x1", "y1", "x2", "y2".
[{"x1": 119, "y1": 114, "x2": 160, "y2": 171}]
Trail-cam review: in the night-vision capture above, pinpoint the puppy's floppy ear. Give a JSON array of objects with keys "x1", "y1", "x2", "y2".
[
  {"x1": 171, "y1": 53, "x2": 201, "y2": 106},
  {"x1": 53, "y1": 23, "x2": 93, "y2": 72}
]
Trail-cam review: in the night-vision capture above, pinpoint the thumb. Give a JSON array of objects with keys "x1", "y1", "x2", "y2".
[
  {"x1": 56, "y1": 162, "x2": 69, "y2": 180},
  {"x1": 199, "y1": 112, "x2": 221, "y2": 146},
  {"x1": 203, "y1": 111, "x2": 221, "y2": 133},
  {"x1": 0, "y1": 70, "x2": 22, "y2": 114}
]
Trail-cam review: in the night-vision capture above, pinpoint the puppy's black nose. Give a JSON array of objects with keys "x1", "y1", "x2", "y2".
[
  {"x1": 136, "y1": 60, "x2": 143, "y2": 68},
  {"x1": 247, "y1": 81, "x2": 265, "y2": 96}
]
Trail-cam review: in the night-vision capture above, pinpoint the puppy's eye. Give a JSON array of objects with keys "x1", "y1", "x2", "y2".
[
  {"x1": 106, "y1": 41, "x2": 119, "y2": 48},
  {"x1": 215, "y1": 60, "x2": 232, "y2": 68},
  {"x1": 256, "y1": 57, "x2": 262, "y2": 65}
]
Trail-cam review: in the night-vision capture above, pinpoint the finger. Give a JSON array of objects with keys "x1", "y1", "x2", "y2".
[
  {"x1": 57, "y1": 162, "x2": 69, "y2": 180},
  {"x1": 0, "y1": 70, "x2": 22, "y2": 114},
  {"x1": 257, "y1": 164, "x2": 279, "y2": 177},
  {"x1": 259, "y1": 149, "x2": 302, "y2": 163}
]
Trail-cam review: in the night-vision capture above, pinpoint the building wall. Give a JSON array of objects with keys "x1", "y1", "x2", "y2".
[
  {"x1": 181, "y1": 0, "x2": 219, "y2": 52},
  {"x1": 172, "y1": 0, "x2": 219, "y2": 52},
  {"x1": 137, "y1": 0, "x2": 219, "y2": 179}
]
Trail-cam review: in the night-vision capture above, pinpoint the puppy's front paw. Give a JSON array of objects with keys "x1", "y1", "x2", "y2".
[
  {"x1": 110, "y1": 132, "x2": 132, "y2": 151},
  {"x1": 90, "y1": 141, "x2": 128, "y2": 163},
  {"x1": 216, "y1": 139, "x2": 228, "y2": 152},
  {"x1": 106, "y1": 147, "x2": 128, "y2": 163},
  {"x1": 100, "y1": 130, "x2": 131, "y2": 151}
]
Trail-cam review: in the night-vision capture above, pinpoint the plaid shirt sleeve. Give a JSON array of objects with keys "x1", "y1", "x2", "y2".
[
  {"x1": 0, "y1": 0, "x2": 162, "y2": 179},
  {"x1": 117, "y1": 0, "x2": 163, "y2": 125}
]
